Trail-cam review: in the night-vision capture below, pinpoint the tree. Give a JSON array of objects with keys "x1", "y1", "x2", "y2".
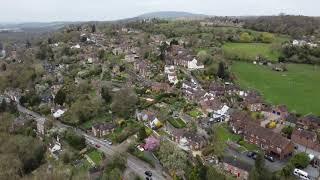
[
  {"x1": 158, "y1": 140, "x2": 187, "y2": 176},
  {"x1": 217, "y1": 62, "x2": 226, "y2": 80},
  {"x1": 137, "y1": 127, "x2": 148, "y2": 141},
  {"x1": 101, "y1": 86, "x2": 112, "y2": 104},
  {"x1": 260, "y1": 32, "x2": 275, "y2": 43},
  {"x1": 111, "y1": 88, "x2": 137, "y2": 118},
  {"x1": 65, "y1": 129, "x2": 86, "y2": 150},
  {"x1": 249, "y1": 153, "x2": 271, "y2": 180},
  {"x1": 0, "y1": 63, "x2": 6, "y2": 71},
  {"x1": 54, "y1": 89, "x2": 66, "y2": 105},
  {"x1": 144, "y1": 136, "x2": 160, "y2": 151},
  {"x1": 0, "y1": 99, "x2": 7, "y2": 113},
  {"x1": 91, "y1": 24, "x2": 96, "y2": 33},
  {"x1": 239, "y1": 32, "x2": 254, "y2": 43},
  {"x1": 290, "y1": 152, "x2": 310, "y2": 169},
  {"x1": 26, "y1": 40, "x2": 31, "y2": 48},
  {"x1": 206, "y1": 166, "x2": 226, "y2": 180},
  {"x1": 281, "y1": 126, "x2": 294, "y2": 138}
]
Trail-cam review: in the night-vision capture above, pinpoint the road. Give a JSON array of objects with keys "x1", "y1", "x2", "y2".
[{"x1": 16, "y1": 103, "x2": 168, "y2": 180}]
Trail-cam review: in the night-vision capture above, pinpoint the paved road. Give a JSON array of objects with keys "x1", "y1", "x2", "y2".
[{"x1": 16, "y1": 103, "x2": 168, "y2": 180}]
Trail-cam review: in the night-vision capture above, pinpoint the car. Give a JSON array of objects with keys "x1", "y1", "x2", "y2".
[
  {"x1": 146, "y1": 177, "x2": 152, "y2": 180},
  {"x1": 247, "y1": 151, "x2": 256, "y2": 158},
  {"x1": 104, "y1": 140, "x2": 113, "y2": 145},
  {"x1": 264, "y1": 154, "x2": 275, "y2": 162},
  {"x1": 95, "y1": 144, "x2": 101, "y2": 148},
  {"x1": 145, "y1": 171, "x2": 152, "y2": 177}
]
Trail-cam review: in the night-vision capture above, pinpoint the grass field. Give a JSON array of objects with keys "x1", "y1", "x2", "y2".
[
  {"x1": 87, "y1": 150, "x2": 104, "y2": 165},
  {"x1": 232, "y1": 62, "x2": 320, "y2": 115},
  {"x1": 223, "y1": 43, "x2": 282, "y2": 61}
]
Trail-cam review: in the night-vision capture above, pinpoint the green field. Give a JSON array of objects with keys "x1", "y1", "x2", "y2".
[
  {"x1": 223, "y1": 43, "x2": 281, "y2": 61},
  {"x1": 232, "y1": 62, "x2": 320, "y2": 115}
]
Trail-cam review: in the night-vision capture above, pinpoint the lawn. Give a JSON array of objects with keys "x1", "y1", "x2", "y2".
[
  {"x1": 223, "y1": 42, "x2": 281, "y2": 61},
  {"x1": 215, "y1": 124, "x2": 242, "y2": 143},
  {"x1": 87, "y1": 150, "x2": 104, "y2": 165},
  {"x1": 168, "y1": 118, "x2": 187, "y2": 129},
  {"x1": 232, "y1": 61, "x2": 320, "y2": 115}
]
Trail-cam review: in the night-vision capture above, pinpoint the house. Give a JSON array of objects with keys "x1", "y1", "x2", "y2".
[
  {"x1": 271, "y1": 105, "x2": 289, "y2": 121},
  {"x1": 171, "y1": 129, "x2": 207, "y2": 151},
  {"x1": 199, "y1": 97, "x2": 223, "y2": 114},
  {"x1": 242, "y1": 91, "x2": 264, "y2": 112},
  {"x1": 291, "y1": 129, "x2": 320, "y2": 152},
  {"x1": 187, "y1": 58, "x2": 204, "y2": 70},
  {"x1": 164, "y1": 65, "x2": 179, "y2": 85},
  {"x1": 211, "y1": 105, "x2": 231, "y2": 122},
  {"x1": 151, "y1": 82, "x2": 172, "y2": 93},
  {"x1": 53, "y1": 109, "x2": 65, "y2": 119},
  {"x1": 230, "y1": 112, "x2": 294, "y2": 159},
  {"x1": 125, "y1": 53, "x2": 139, "y2": 63},
  {"x1": 209, "y1": 81, "x2": 226, "y2": 96},
  {"x1": 134, "y1": 60, "x2": 151, "y2": 77},
  {"x1": 223, "y1": 156, "x2": 251, "y2": 180},
  {"x1": 92, "y1": 123, "x2": 116, "y2": 137},
  {"x1": 136, "y1": 110, "x2": 162, "y2": 129},
  {"x1": 285, "y1": 113, "x2": 298, "y2": 127},
  {"x1": 297, "y1": 114, "x2": 320, "y2": 130}
]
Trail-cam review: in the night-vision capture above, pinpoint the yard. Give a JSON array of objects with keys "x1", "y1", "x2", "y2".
[
  {"x1": 223, "y1": 42, "x2": 281, "y2": 62},
  {"x1": 87, "y1": 149, "x2": 105, "y2": 165},
  {"x1": 106, "y1": 120, "x2": 142, "y2": 143},
  {"x1": 232, "y1": 61, "x2": 320, "y2": 115},
  {"x1": 168, "y1": 118, "x2": 186, "y2": 129}
]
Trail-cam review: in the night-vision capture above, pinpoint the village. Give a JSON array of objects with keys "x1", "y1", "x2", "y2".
[{"x1": 0, "y1": 17, "x2": 320, "y2": 180}]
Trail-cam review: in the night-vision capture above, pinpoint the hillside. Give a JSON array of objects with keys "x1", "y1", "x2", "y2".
[{"x1": 138, "y1": 11, "x2": 208, "y2": 19}]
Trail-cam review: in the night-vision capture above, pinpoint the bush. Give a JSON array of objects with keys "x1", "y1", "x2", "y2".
[
  {"x1": 290, "y1": 152, "x2": 310, "y2": 169},
  {"x1": 65, "y1": 129, "x2": 86, "y2": 150}
]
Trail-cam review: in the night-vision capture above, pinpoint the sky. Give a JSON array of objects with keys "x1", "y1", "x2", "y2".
[{"x1": 0, "y1": 0, "x2": 319, "y2": 22}]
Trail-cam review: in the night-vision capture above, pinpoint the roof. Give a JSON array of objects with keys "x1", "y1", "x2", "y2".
[
  {"x1": 245, "y1": 121, "x2": 292, "y2": 150},
  {"x1": 93, "y1": 123, "x2": 116, "y2": 131},
  {"x1": 286, "y1": 113, "x2": 298, "y2": 124},
  {"x1": 223, "y1": 156, "x2": 252, "y2": 172},
  {"x1": 292, "y1": 129, "x2": 317, "y2": 140},
  {"x1": 301, "y1": 114, "x2": 320, "y2": 124}
]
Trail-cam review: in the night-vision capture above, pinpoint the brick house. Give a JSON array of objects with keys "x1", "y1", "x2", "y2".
[
  {"x1": 297, "y1": 114, "x2": 320, "y2": 130},
  {"x1": 230, "y1": 112, "x2": 294, "y2": 159},
  {"x1": 92, "y1": 123, "x2": 116, "y2": 137},
  {"x1": 291, "y1": 129, "x2": 320, "y2": 152}
]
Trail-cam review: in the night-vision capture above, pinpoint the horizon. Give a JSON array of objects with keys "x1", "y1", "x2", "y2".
[{"x1": 0, "y1": 0, "x2": 319, "y2": 23}]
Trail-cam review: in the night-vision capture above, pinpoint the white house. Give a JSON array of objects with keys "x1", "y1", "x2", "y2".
[
  {"x1": 53, "y1": 109, "x2": 65, "y2": 119},
  {"x1": 187, "y1": 58, "x2": 204, "y2": 70},
  {"x1": 212, "y1": 105, "x2": 230, "y2": 122}
]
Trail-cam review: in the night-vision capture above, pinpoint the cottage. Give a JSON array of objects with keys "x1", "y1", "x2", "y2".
[
  {"x1": 209, "y1": 81, "x2": 225, "y2": 96},
  {"x1": 92, "y1": 123, "x2": 116, "y2": 137},
  {"x1": 291, "y1": 129, "x2": 320, "y2": 152},
  {"x1": 297, "y1": 114, "x2": 320, "y2": 130},
  {"x1": 53, "y1": 109, "x2": 65, "y2": 119},
  {"x1": 136, "y1": 110, "x2": 162, "y2": 129},
  {"x1": 285, "y1": 113, "x2": 298, "y2": 127},
  {"x1": 125, "y1": 53, "x2": 139, "y2": 63}
]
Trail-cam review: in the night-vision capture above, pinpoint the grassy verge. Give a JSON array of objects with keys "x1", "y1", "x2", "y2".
[{"x1": 168, "y1": 118, "x2": 186, "y2": 129}]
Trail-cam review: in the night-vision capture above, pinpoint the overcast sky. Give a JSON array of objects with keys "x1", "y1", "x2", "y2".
[{"x1": 0, "y1": 0, "x2": 319, "y2": 22}]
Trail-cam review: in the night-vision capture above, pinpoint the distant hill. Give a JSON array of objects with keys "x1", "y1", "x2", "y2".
[{"x1": 138, "y1": 11, "x2": 208, "y2": 19}]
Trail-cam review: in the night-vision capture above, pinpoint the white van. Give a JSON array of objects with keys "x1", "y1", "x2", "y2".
[{"x1": 293, "y1": 168, "x2": 310, "y2": 180}]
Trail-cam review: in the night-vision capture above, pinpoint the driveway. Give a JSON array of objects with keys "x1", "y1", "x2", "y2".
[{"x1": 225, "y1": 148, "x2": 288, "y2": 172}]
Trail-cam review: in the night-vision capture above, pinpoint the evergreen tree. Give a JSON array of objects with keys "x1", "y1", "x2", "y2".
[
  {"x1": 217, "y1": 62, "x2": 225, "y2": 79},
  {"x1": 54, "y1": 89, "x2": 66, "y2": 106},
  {"x1": 0, "y1": 99, "x2": 7, "y2": 112}
]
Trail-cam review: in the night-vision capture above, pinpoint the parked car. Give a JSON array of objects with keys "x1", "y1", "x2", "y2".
[
  {"x1": 247, "y1": 151, "x2": 257, "y2": 159},
  {"x1": 264, "y1": 154, "x2": 275, "y2": 162},
  {"x1": 95, "y1": 144, "x2": 101, "y2": 148},
  {"x1": 146, "y1": 177, "x2": 152, "y2": 180},
  {"x1": 145, "y1": 171, "x2": 152, "y2": 177}
]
